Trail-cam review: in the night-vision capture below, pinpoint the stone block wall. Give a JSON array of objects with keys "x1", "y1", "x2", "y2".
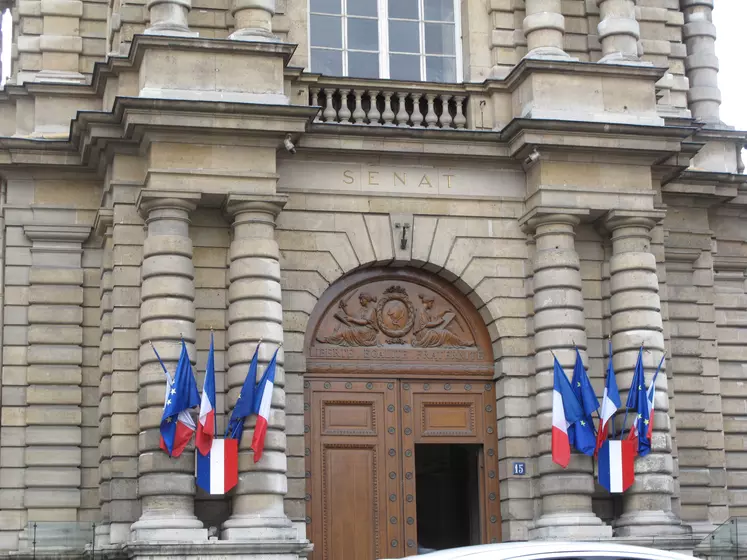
[
  {"x1": 190, "y1": 208, "x2": 231, "y2": 531},
  {"x1": 710, "y1": 208, "x2": 747, "y2": 519}
]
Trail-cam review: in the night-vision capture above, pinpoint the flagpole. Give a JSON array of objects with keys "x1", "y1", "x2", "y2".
[
  {"x1": 149, "y1": 340, "x2": 173, "y2": 385},
  {"x1": 619, "y1": 343, "x2": 645, "y2": 440}
]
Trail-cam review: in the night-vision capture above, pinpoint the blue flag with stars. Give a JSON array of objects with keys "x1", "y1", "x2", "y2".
[
  {"x1": 225, "y1": 342, "x2": 260, "y2": 441},
  {"x1": 567, "y1": 348, "x2": 600, "y2": 456},
  {"x1": 159, "y1": 340, "x2": 201, "y2": 457},
  {"x1": 626, "y1": 347, "x2": 651, "y2": 456}
]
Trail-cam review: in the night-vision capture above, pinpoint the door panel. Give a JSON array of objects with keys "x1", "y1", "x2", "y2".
[
  {"x1": 306, "y1": 379, "x2": 501, "y2": 559},
  {"x1": 307, "y1": 380, "x2": 404, "y2": 560},
  {"x1": 405, "y1": 382, "x2": 502, "y2": 546}
]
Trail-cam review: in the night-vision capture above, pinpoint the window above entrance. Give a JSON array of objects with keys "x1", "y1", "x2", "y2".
[{"x1": 309, "y1": 0, "x2": 463, "y2": 83}]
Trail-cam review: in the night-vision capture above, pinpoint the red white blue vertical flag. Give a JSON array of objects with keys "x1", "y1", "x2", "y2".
[
  {"x1": 597, "y1": 439, "x2": 636, "y2": 493},
  {"x1": 646, "y1": 354, "x2": 665, "y2": 444},
  {"x1": 195, "y1": 332, "x2": 216, "y2": 456},
  {"x1": 551, "y1": 355, "x2": 584, "y2": 468},
  {"x1": 251, "y1": 347, "x2": 279, "y2": 463},
  {"x1": 196, "y1": 438, "x2": 239, "y2": 495},
  {"x1": 595, "y1": 340, "x2": 621, "y2": 456}
]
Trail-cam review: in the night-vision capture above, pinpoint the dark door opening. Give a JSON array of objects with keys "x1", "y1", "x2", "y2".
[{"x1": 414, "y1": 443, "x2": 482, "y2": 553}]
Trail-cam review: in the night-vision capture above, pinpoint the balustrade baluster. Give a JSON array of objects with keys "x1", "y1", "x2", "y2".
[
  {"x1": 439, "y1": 95, "x2": 453, "y2": 128},
  {"x1": 310, "y1": 88, "x2": 321, "y2": 122},
  {"x1": 424, "y1": 94, "x2": 438, "y2": 128},
  {"x1": 322, "y1": 89, "x2": 337, "y2": 122},
  {"x1": 352, "y1": 90, "x2": 366, "y2": 124},
  {"x1": 453, "y1": 96, "x2": 467, "y2": 129},
  {"x1": 411, "y1": 94, "x2": 424, "y2": 127},
  {"x1": 396, "y1": 92, "x2": 410, "y2": 127},
  {"x1": 338, "y1": 89, "x2": 352, "y2": 123},
  {"x1": 367, "y1": 90, "x2": 381, "y2": 125},
  {"x1": 382, "y1": 92, "x2": 395, "y2": 126}
]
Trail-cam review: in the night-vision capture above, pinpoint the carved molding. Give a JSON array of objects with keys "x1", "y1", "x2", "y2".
[{"x1": 305, "y1": 268, "x2": 494, "y2": 377}]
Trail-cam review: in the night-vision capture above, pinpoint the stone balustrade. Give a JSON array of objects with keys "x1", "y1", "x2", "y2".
[{"x1": 309, "y1": 86, "x2": 469, "y2": 129}]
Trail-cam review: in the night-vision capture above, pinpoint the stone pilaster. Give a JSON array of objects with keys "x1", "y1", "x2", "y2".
[
  {"x1": 22, "y1": 224, "x2": 90, "y2": 529},
  {"x1": 145, "y1": 0, "x2": 196, "y2": 37},
  {"x1": 681, "y1": 0, "x2": 721, "y2": 124},
  {"x1": 33, "y1": 0, "x2": 86, "y2": 84},
  {"x1": 596, "y1": 0, "x2": 644, "y2": 64},
  {"x1": 604, "y1": 210, "x2": 687, "y2": 537},
  {"x1": 130, "y1": 191, "x2": 207, "y2": 542},
  {"x1": 521, "y1": 211, "x2": 611, "y2": 540},
  {"x1": 221, "y1": 194, "x2": 307, "y2": 556},
  {"x1": 94, "y1": 209, "x2": 114, "y2": 547},
  {"x1": 108, "y1": 180, "x2": 144, "y2": 544},
  {"x1": 229, "y1": 0, "x2": 277, "y2": 41},
  {"x1": 522, "y1": 0, "x2": 572, "y2": 60}
]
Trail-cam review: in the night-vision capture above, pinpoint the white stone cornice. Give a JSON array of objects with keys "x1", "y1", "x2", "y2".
[
  {"x1": 93, "y1": 208, "x2": 114, "y2": 237},
  {"x1": 223, "y1": 193, "x2": 288, "y2": 220},
  {"x1": 600, "y1": 208, "x2": 666, "y2": 234},
  {"x1": 23, "y1": 224, "x2": 92, "y2": 244},
  {"x1": 136, "y1": 189, "x2": 201, "y2": 218},
  {"x1": 518, "y1": 206, "x2": 589, "y2": 233},
  {"x1": 713, "y1": 256, "x2": 747, "y2": 274}
]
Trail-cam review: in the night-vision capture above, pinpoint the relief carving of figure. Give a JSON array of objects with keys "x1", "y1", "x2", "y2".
[
  {"x1": 411, "y1": 294, "x2": 475, "y2": 348},
  {"x1": 316, "y1": 292, "x2": 379, "y2": 347}
]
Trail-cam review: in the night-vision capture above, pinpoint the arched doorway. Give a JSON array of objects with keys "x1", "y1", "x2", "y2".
[{"x1": 303, "y1": 268, "x2": 500, "y2": 559}]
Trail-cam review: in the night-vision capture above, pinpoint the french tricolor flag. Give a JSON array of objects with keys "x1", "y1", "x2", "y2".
[
  {"x1": 195, "y1": 333, "x2": 216, "y2": 457},
  {"x1": 195, "y1": 438, "x2": 238, "y2": 495},
  {"x1": 595, "y1": 340, "x2": 621, "y2": 456},
  {"x1": 597, "y1": 439, "x2": 636, "y2": 493},
  {"x1": 551, "y1": 356, "x2": 584, "y2": 468},
  {"x1": 251, "y1": 347, "x2": 279, "y2": 463},
  {"x1": 647, "y1": 355, "x2": 665, "y2": 442}
]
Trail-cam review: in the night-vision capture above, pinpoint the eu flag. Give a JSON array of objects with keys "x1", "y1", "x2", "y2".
[
  {"x1": 225, "y1": 342, "x2": 260, "y2": 442},
  {"x1": 159, "y1": 340, "x2": 201, "y2": 457},
  {"x1": 626, "y1": 347, "x2": 651, "y2": 456},
  {"x1": 567, "y1": 348, "x2": 600, "y2": 456}
]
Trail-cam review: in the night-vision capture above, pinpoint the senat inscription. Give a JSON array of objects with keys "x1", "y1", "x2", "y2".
[{"x1": 342, "y1": 170, "x2": 456, "y2": 189}]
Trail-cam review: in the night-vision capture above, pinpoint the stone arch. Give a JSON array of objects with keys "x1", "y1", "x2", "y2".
[
  {"x1": 303, "y1": 266, "x2": 495, "y2": 377},
  {"x1": 300, "y1": 265, "x2": 505, "y2": 555}
]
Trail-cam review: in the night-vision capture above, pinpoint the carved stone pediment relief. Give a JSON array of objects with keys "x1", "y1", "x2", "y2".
[{"x1": 305, "y1": 269, "x2": 493, "y2": 377}]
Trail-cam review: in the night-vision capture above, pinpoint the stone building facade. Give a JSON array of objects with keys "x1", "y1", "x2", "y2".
[{"x1": 0, "y1": 0, "x2": 744, "y2": 558}]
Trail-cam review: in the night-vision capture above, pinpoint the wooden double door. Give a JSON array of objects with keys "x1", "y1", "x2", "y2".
[{"x1": 305, "y1": 378, "x2": 501, "y2": 560}]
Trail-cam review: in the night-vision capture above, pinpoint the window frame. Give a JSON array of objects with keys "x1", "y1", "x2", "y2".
[{"x1": 307, "y1": 0, "x2": 464, "y2": 83}]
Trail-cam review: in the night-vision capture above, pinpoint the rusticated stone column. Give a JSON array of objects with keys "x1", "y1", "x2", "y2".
[
  {"x1": 145, "y1": 0, "x2": 197, "y2": 36},
  {"x1": 130, "y1": 191, "x2": 207, "y2": 541},
  {"x1": 95, "y1": 209, "x2": 114, "y2": 547},
  {"x1": 604, "y1": 210, "x2": 687, "y2": 537},
  {"x1": 22, "y1": 224, "x2": 90, "y2": 534},
  {"x1": 221, "y1": 194, "x2": 306, "y2": 554},
  {"x1": 523, "y1": 0, "x2": 572, "y2": 60},
  {"x1": 230, "y1": 0, "x2": 277, "y2": 41},
  {"x1": 596, "y1": 0, "x2": 643, "y2": 64},
  {"x1": 681, "y1": 0, "x2": 721, "y2": 124},
  {"x1": 521, "y1": 211, "x2": 611, "y2": 539}
]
